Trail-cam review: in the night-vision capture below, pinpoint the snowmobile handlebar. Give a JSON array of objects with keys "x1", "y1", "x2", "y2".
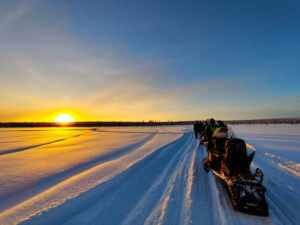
[{"x1": 254, "y1": 168, "x2": 264, "y2": 183}]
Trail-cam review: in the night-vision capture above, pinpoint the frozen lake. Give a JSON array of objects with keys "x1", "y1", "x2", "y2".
[{"x1": 0, "y1": 125, "x2": 299, "y2": 225}]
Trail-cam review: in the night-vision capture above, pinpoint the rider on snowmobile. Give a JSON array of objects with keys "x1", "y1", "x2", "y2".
[
  {"x1": 210, "y1": 118, "x2": 217, "y2": 134},
  {"x1": 207, "y1": 118, "x2": 216, "y2": 148}
]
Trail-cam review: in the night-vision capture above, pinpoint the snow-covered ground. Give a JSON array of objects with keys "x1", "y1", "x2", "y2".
[{"x1": 0, "y1": 125, "x2": 299, "y2": 225}]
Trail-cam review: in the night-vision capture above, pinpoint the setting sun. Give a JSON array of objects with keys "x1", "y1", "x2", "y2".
[{"x1": 54, "y1": 114, "x2": 75, "y2": 123}]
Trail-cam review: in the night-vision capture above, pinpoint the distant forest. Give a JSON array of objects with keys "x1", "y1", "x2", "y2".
[{"x1": 0, "y1": 118, "x2": 299, "y2": 127}]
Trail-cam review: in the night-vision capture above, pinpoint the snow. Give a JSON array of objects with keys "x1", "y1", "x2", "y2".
[{"x1": 0, "y1": 125, "x2": 299, "y2": 225}]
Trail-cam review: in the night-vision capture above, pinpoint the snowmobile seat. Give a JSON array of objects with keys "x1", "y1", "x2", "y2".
[
  {"x1": 224, "y1": 139, "x2": 250, "y2": 175},
  {"x1": 212, "y1": 138, "x2": 227, "y2": 153}
]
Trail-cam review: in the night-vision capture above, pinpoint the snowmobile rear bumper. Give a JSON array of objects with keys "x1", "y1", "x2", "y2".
[
  {"x1": 237, "y1": 198, "x2": 269, "y2": 216},
  {"x1": 210, "y1": 170, "x2": 269, "y2": 216},
  {"x1": 232, "y1": 179, "x2": 269, "y2": 216}
]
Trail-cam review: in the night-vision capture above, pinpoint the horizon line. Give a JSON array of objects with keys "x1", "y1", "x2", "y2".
[{"x1": 0, "y1": 117, "x2": 300, "y2": 123}]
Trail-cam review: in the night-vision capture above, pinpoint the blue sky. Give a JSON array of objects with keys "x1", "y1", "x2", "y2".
[{"x1": 0, "y1": 0, "x2": 299, "y2": 121}]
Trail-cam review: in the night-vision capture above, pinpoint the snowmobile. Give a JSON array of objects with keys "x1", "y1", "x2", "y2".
[{"x1": 203, "y1": 127, "x2": 269, "y2": 216}]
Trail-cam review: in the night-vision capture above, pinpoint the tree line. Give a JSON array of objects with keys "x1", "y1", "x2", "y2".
[{"x1": 0, "y1": 118, "x2": 299, "y2": 127}]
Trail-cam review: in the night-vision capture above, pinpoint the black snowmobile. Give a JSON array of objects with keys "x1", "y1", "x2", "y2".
[{"x1": 203, "y1": 127, "x2": 269, "y2": 216}]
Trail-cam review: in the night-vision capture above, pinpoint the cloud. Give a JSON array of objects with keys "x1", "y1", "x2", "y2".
[
  {"x1": 0, "y1": 0, "x2": 34, "y2": 32},
  {"x1": 73, "y1": 75, "x2": 250, "y2": 121}
]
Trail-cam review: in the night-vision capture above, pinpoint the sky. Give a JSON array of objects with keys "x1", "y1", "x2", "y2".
[{"x1": 0, "y1": 0, "x2": 299, "y2": 122}]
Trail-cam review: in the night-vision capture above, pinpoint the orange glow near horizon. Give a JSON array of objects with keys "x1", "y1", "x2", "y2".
[{"x1": 54, "y1": 114, "x2": 75, "y2": 123}]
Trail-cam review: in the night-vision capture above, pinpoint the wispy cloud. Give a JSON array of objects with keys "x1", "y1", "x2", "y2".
[{"x1": 0, "y1": 0, "x2": 34, "y2": 32}]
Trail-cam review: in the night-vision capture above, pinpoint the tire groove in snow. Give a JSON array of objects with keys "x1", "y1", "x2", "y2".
[
  {"x1": 0, "y1": 133, "x2": 87, "y2": 156},
  {"x1": 188, "y1": 144, "x2": 217, "y2": 225},
  {"x1": 122, "y1": 133, "x2": 194, "y2": 225},
  {"x1": 63, "y1": 132, "x2": 192, "y2": 225},
  {"x1": 0, "y1": 131, "x2": 158, "y2": 213},
  {"x1": 13, "y1": 132, "x2": 185, "y2": 225},
  {"x1": 143, "y1": 133, "x2": 196, "y2": 225}
]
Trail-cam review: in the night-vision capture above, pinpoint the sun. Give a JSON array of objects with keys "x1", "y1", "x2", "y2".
[{"x1": 54, "y1": 113, "x2": 75, "y2": 123}]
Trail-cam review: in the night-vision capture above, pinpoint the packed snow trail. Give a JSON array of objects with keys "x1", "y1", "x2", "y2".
[{"x1": 0, "y1": 125, "x2": 299, "y2": 225}]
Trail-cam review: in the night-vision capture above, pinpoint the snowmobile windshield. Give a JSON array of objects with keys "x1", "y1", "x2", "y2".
[{"x1": 213, "y1": 126, "x2": 235, "y2": 139}]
